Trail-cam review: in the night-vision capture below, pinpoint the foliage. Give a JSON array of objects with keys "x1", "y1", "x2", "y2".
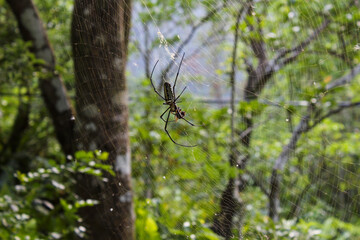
[
  {"x1": 1, "y1": 0, "x2": 360, "y2": 239},
  {"x1": 0, "y1": 151, "x2": 112, "y2": 239}
]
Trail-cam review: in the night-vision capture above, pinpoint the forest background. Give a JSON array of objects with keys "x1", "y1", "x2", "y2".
[{"x1": 1, "y1": 0, "x2": 360, "y2": 239}]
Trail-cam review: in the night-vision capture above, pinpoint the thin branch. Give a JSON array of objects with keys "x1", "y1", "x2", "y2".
[
  {"x1": 246, "y1": 170, "x2": 270, "y2": 197},
  {"x1": 308, "y1": 101, "x2": 360, "y2": 131},
  {"x1": 0, "y1": 98, "x2": 30, "y2": 161},
  {"x1": 306, "y1": 50, "x2": 348, "y2": 62},
  {"x1": 286, "y1": 157, "x2": 325, "y2": 219},
  {"x1": 274, "y1": 104, "x2": 313, "y2": 171},
  {"x1": 269, "y1": 100, "x2": 360, "y2": 221},
  {"x1": 245, "y1": 1, "x2": 267, "y2": 64},
  {"x1": 185, "y1": 27, "x2": 226, "y2": 60},
  {"x1": 274, "y1": 18, "x2": 330, "y2": 64},
  {"x1": 243, "y1": 57, "x2": 255, "y2": 74},
  {"x1": 158, "y1": 4, "x2": 225, "y2": 88},
  {"x1": 144, "y1": 24, "x2": 152, "y2": 79},
  {"x1": 286, "y1": 182, "x2": 312, "y2": 219},
  {"x1": 273, "y1": 100, "x2": 360, "y2": 172},
  {"x1": 243, "y1": 9, "x2": 330, "y2": 100},
  {"x1": 7, "y1": 0, "x2": 75, "y2": 156},
  {"x1": 266, "y1": 18, "x2": 331, "y2": 79},
  {"x1": 268, "y1": 62, "x2": 360, "y2": 221},
  {"x1": 229, "y1": 8, "x2": 243, "y2": 166},
  {"x1": 236, "y1": 120, "x2": 266, "y2": 140},
  {"x1": 326, "y1": 64, "x2": 360, "y2": 90},
  {"x1": 211, "y1": 4, "x2": 246, "y2": 238},
  {"x1": 244, "y1": 17, "x2": 330, "y2": 100},
  {"x1": 134, "y1": 24, "x2": 152, "y2": 79},
  {"x1": 338, "y1": 32, "x2": 353, "y2": 68}
]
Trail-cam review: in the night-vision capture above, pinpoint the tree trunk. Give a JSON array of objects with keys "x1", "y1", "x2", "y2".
[
  {"x1": 211, "y1": 8, "x2": 243, "y2": 238},
  {"x1": 6, "y1": 0, "x2": 75, "y2": 156},
  {"x1": 268, "y1": 110, "x2": 311, "y2": 221},
  {"x1": 71, "y1": 0, "x2": 134, "y2": 239},
  {"x1": 213, "y1": 3, "x2": 330, "y2": 234}
]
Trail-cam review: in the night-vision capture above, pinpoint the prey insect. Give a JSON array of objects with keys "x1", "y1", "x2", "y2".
[{"x1": 150, "y1": 53, "x2": 197, "y2": 147}]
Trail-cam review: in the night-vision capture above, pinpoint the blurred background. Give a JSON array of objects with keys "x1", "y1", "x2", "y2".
[{"x1": 1, "y1": 0, "x2": 360, "y2": 239}]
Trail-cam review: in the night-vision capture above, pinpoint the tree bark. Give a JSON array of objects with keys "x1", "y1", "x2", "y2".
[
  {"x1": 268, "y1": 66, "x2": 360, "y2": 220},
  {"x1": 238, "y1": 2, "x2": 330, "y2": 224},
  {"x1": 71, "y1": 0, "x2": 134, "y2": 239},
  {"x1": 0, "y1": 98, "x2": 30, "y2": 160},
  {"x1": 213, "y1": 0, "x2": 330, "y2": 234},
  {"x1": 6, "y1": 0, "x2": 75, "y2": 156},
  {"x1": 211, "y1": 6, "x2": 243, "y2": 239},
  {"x1": 211, "y1": 178, "x2": 241, "y2": 239}
]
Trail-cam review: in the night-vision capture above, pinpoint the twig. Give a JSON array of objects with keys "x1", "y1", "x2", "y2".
[
  {"x1": 273, "y1": 18, "x2": 330, "y2": 64},
  {"x1": 326, "y1": 64, "x2": 360, "y2": 90},
  {"x1": 246, "y1": 170, "x2": 270, "y2": 197},
  {"x1": 229, "y1": 8, "x2": 243, "y2": 166},
  {"x1": 338, "y1": 32, "x2": 353, "y2": 68},
  {"x1": 185, "y1": 27, "x2": 226, "y2": 60},
  {"x1": 0, "y1": 96, "x2": 31, "y2": 161},
  {"x1": 308, "y1": 101, "x2": 360, "y2": 131},
  {"x1": 158, "y1": 4, "x2": 225, "y2": 89},
  {"x1": 269, "y1": 100, "x2": 360, "y2": 220}
]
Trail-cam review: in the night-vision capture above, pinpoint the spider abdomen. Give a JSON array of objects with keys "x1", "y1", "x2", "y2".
[{"x1": 164, "y1": 82, "x2": 174, "y2": 103}]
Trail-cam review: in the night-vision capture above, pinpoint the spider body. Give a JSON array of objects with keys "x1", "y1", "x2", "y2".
[
  {"x1": 163, "y1": 82, "x2": 177, "y2": 113},
  {"x1": 150, "y1": 53, "x2": 196, "y2": 147},
  {"x1": 164, "y1": 82, "x2": 174, "y2": 104},
  {"x1": 163, "y1": 82, "x2": 186, "y2": 120}
]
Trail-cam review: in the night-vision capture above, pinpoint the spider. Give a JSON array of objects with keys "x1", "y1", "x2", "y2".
[{"x1": 150, "y1": 53, "x2": 197, "y2": 147}]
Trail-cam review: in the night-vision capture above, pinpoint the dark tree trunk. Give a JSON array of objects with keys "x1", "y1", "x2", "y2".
[
  {"x1": 268, "y1": 71, "x2": 360, "y2": 220},
  {"x1": 211, "y1": 7, "x2": 243, "y2": 238},
  {"x1": 0, "y1": 99, "x2": 30, "y2": 159},
  {"x1": 268, "y1": 109, "x2": 311, "y2": 221},
  {"x1": 71, "y1": 0, "x2": 134, "y2": 239},
  {"x1": 211, "y1": 178, "x2": 241, "y2": 239},
  {"x1": 6, "y1": 0, "x2": 75, "y2": 156},
  {"x1": 214, "y1": 1, "x2": 330, "y2": 234}
]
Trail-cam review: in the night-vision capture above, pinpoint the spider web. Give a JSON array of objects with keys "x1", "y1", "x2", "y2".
[
  {"x1": 127, "y1": 0, "x2": 360, "y2": 239},
  {"x1": 22, "y1": 0, "x2": 360, "y2": 239}
]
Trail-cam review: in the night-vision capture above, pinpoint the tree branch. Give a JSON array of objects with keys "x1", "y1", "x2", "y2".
[
  {"x1": 273, "y1": 18, "x2": 330, "y2": 65},
  {"x1": 308, "y1": 101, "x2": 360, "y2": 131},
  {"x1": 245, "y1": 17, "x2": 330, "y2": 100},
  {"x1": 268, "y1": 60, "x2": 360, "y2": 221},
  {"x1": 245, "y1": 1, "x2": 267, "y2": 65},
  {"x1": 269, "y1": 100, "x2": 360, "y2": 221},
  {"x1": 306, "y1": 50, "x2": 348, "y2": 63},
  {"x1": 158, "y1": 3, "x2": 225, "y2": 89},
  {"x1": 286, "y1": 156, "x2": 325, "y2": 219},
  {"x1": 185, "y1": 27, "x2": 226, "y2": 60},
  {"x1": 6, "y1": 0, "x2": 75, "y2": 156},
  {"x1": 326, "y1": 64, "x2": 360, "y2": 90},
  {"x1": 211, "y1": 5, "x2": 245, "y2": 238},
  {"x1": 246, "y1": 170, "x2": 270, "y2": 197},
  {"x1": 230, "y1": 7, "x2": 243, "y2": 165},
  {"x1": 0, "y1": 98, "x2": 30, "y2": 161},
  {"x1": 338, "y1": 32, "x2": 353, "y2": 68}
]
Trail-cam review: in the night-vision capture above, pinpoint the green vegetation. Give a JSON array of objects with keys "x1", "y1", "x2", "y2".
[{"x1": 1, "y1": 0, "x2": 360, "y2": 239}]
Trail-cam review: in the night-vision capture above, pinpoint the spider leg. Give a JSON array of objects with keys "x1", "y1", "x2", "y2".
[
  {"x1": 173, "y1": 52, "x2": 185, "y2": 99},
  {"x1": 175, "y1": 86, "x2": 187, "y2": 101},
  {"x1": 175, "y1": 108, "x2": 196, "y2": 126},
  {"x1": 181, "y1": 117, "x2": 195, "y2": 126},
  {"x1": 164, "y1": 110, "x2": 197, "y2": 147},
  {"x1": 160, "y1": 107, "x2": 176, "y2": 122},
  {"x1": 160, "y1": 107, "x2": 170, "y2": 122},
  {"x1": 150, "y1": 60, "x2": 165, "y2": 100}
]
